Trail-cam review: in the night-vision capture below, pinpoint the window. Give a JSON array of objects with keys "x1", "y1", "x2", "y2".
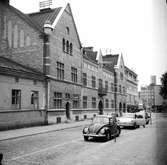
[
  {"x1": 82, "y1": 73, "x2": 87, "y2": 86},
  {"x1": 98, "y1": 79, "x2": 103, "y2": 88},
  {"x1": 111, "y1": 83, "x2": 114, "y2": 92},
  {"x1": 12, "y1": 89, "x2": 21, "y2": 109},
  {"x1": 70, "y1": 43, "x2": 73, "y2": 55},
  {"x1": 73, "y1": 94, "x2": 80, "y2": 109},
  {"x1": 53, "y1": 92, "x2": 62, "y2": 109},
  {"x1": 71, "y1": 67, "x2": 77, "y2": 83},
  {"x1": 105, "y1": 81, "x2": 108, "y2": 91},
  {"x1": 92, "y1": 76, "x2": 96, "y2": 88},
  {"x1": 111, "y1": 100, "x2": 115, "y2": 108},
  {"x1": 62, "y1": 38, "x2": 65, "y2": 52},
  {"x1": 92, "y1": 97, "x2": 96, "y2": 108},
  {"x1": 66, "y1": 27, "x2": 70, "y2": 35},
  {"x1": 31, "y1": 91, "x2": 39, "y2": 109},
  {"x1": 65, "y1": 93, "x2": 70, "y2": 99},
  {"x1": 119, "y1": 85, "x2": 122, "y2": 93},
  {"x1": 105, "y1": 99, "x2": 109, "y2": 108},
  {"x1": 83, "y1": 96, "x2": 87, "y2": 109},
  {"x1": 66, "y1": 40, "x2": 69, "y2": 53},
  {"x1": 57, "y1": 62, "x2": 64, "y2": 80}
]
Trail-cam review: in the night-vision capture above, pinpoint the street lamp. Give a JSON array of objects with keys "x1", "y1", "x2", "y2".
[{"x1": 43, "y1": 20, "x2": 53, "y2": 125}]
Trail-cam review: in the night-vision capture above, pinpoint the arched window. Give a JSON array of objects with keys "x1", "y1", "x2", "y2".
[
  {"x1": 62, "y1": 38, "x2": 65, "y2": 52},
  {"x1": 66, "y1": 40, "x2": 69, "y2": 53},
  {"x1": 66, "y1": 27, "x2": 69, "y2": 35},
  {"x1": 70, "y1": 43, "x2": 73, "y2": 55}
]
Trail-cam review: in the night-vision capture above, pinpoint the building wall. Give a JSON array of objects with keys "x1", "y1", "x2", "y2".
[
  {"x1": 46, "y1": 5, "x2": 83, "y2": 122},
  {"x1": 115, "y1": 56, "x2": 127, "y2": 114},
  {"x1": 82, "y1": 58, "x2": 115, "y2": 115},
  {"x1": 0, "y1": 74, "x2": 45, "y2": 130},
  {"x1": 0, "y1": 75, "x2": 45, "y2": 110},
  {"x1": 0, "y1": 5, "x2": 43, "y2": 72}
]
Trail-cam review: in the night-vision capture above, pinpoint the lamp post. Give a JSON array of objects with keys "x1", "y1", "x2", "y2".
[{"x1": 43, "y1": 20, "x2": 53, "y2": 125}]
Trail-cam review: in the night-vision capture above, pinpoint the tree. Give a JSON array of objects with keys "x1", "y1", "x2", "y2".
[{"x1": 160, "y1": 72, "x2": 167, "y2": 100}]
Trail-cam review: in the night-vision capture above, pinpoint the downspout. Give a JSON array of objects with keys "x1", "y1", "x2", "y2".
[{"x1": 43, "y1": 21, "x2": 53, "y2": 125}]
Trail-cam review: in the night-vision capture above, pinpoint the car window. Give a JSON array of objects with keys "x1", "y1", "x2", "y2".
[
  {"x1": 136, "y1": 115, "x2": 143, "y2": 119},
  {"x1": 92, "y1": 117, "x2": 109, "y2": 124}
]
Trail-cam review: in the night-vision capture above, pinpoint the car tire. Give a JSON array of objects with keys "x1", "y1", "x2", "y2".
[
  {"x1": 143, "y1": 125, "x2": 145, "y2": 128},
  {"x1": 133, "y1": 123, "x2": 137, "y2": 129},
  {"x1": 84, "y1": 136, "x2": 89, "y2": 141}
]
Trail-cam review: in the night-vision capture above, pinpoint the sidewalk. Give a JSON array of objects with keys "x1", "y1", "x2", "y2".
[{"x1": 0, "y1": 120, "x2": 90, "y2": 141}]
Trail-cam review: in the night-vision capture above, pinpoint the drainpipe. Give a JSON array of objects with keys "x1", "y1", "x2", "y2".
[
  {"x1": 43, "y1": 21, "x2": 53, "y2": 125},
  {"x1": 114, "y1": 67, "x2": 118, "y2": 116}
]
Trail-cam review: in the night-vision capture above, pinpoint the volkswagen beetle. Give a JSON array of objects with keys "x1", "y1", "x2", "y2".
[{"x1": 83, "y1": 115, "x2": 121, "y2": 141}]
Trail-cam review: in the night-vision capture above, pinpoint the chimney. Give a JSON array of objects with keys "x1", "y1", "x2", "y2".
[{"x1": 39, "y1": 0, "x2": 52, "y2": 11}]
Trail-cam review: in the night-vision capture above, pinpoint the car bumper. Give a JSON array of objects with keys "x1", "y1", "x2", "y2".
[{"x1": 83, "y1": 133, "x2": 106, "y2": 138}]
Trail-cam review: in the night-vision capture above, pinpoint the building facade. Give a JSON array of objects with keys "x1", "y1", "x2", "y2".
[
  {"x1": 0, "y1": 1, "x2": 139, "y2": 130},
  {"x1": 139, "y1": 76, "x2": 166, "y2": 111},
  {"x1": 125, "y1": 66, "x2": 138, "y2": 112}
]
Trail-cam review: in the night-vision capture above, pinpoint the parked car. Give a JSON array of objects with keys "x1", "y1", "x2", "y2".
[
  {"x1": 117, "y1": 113, "x2": 138, "y2": 129},
  {"x1": 82, "y1": 115, "x2": 121, "y2": 141},
  {"x1": 117, "y1": 112, "x2": 146, "y2": 128}
]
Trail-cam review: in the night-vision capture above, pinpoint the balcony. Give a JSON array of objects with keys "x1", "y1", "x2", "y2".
[{"x1": 98, "y1": 87, "x2": 107, "y2": 97}]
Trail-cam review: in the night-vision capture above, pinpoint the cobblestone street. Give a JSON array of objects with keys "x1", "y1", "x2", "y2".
[{"x1": 0, "y1": 113, "x2": 166, "y2": 165}]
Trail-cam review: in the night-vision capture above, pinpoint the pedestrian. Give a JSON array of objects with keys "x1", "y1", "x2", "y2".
[{"x1": 0, "y1": 153, "x2": 3, "y2": 165}]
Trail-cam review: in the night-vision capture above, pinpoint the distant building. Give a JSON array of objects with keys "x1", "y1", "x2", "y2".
[{"x1": 139, "y1": 76, "x2": 165, "y2": 111}]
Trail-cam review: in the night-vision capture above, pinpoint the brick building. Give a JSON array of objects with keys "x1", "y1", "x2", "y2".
[
  {"x1": 0, "y1": 1, "x2": 139, "y2": 129},
  {"x1": 125, "y1": 66, "x2": 138, "y2": 112}
]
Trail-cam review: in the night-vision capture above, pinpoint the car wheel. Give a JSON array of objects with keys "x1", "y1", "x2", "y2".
[
  {"x1": 133, "y1": 123, "x2": 137, "y2": 129},
  {"x1": 143, "y1": 125, "x2": 145, "y2": 128},
  {"x1": 84, "y1": 136, "x2": 89, "y2": 141}
]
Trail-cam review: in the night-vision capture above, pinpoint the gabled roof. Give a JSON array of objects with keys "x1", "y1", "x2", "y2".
[
  {"x1": 7, "y1": 3, "x2": 43, "y2": 33},
  {"x1": 0, "y1": 57, "x2": 45, "y2": 81},
  {"x1": 102, "y1": 54, "x2": 119, "y2": 66},
  {"x1": 28, "y1": 7, "x2": 62, "y2": 28},
  {"x1": 83, "y1": 50, "x2": 98, "y2": 64}
]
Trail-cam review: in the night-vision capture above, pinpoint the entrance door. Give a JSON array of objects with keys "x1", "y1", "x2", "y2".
[
  {"x1": 66, "y1": 102, "x2": 70, "y2": 119},
  {"x1": 98, "y1": 100, "x2": 103, "y2": 115}
]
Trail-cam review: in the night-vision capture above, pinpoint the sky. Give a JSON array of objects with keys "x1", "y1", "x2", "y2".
[{"x1": 10, "y1": 0, "x2": 167, "y2": 89}]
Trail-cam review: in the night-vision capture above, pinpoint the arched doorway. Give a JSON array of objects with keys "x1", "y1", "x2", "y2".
[
  {"x1": 123, "y1": 103, "x2": 126, "y2": 113},
  {"x1": 119, "y1": 102, "x2": 122, "y2": 116},
  {"x1": 65, "y1": 102, "x2": 70, "y2": 119},
  {"x1": 98, "y1": 100, "x2": 103, "y2": 115}
]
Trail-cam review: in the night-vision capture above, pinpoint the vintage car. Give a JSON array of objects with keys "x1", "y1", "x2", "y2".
[
  {"x1": 117, "y1": 113, "x2": 146, "y2": 128},
  {"x1": 82, "y1": 115, "x2": 121, "y2": 141}
]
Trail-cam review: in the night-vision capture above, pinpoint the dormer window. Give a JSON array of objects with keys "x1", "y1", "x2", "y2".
[{"x1": 66, "y1": 27, "x2": 70, "y2": 35}]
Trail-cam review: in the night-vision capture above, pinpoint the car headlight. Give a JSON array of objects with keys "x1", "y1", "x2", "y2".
[
  {"x1": 100, "y1": 128, "x2": 106, "y2": 134},
  {"x1": 83, "y1": 127, "x2": 89, "y2": 133}
]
